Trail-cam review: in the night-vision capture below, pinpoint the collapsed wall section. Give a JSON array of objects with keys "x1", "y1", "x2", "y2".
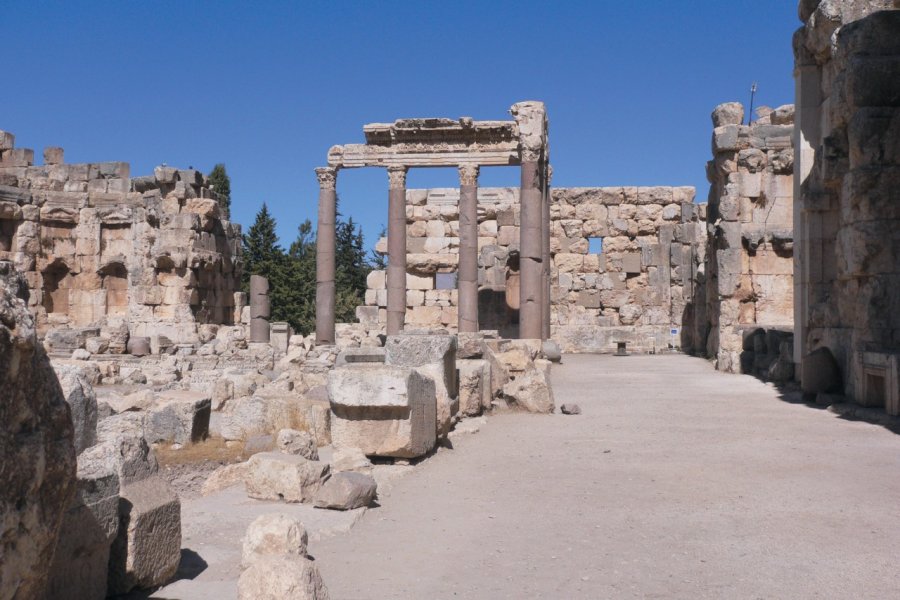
[{"x1": 0, "y1": 132, "x2": 242, "y2": 351}]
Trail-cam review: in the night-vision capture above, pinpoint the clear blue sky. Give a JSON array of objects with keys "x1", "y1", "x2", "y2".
[{"x1": 2, "y1": 1, "x2": 799, "y2": 251}]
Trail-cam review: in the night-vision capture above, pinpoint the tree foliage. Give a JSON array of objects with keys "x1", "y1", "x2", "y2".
[
  {"x1": 241, "y1": 203, "x2": 372, "y2": 335},
  {"x1": 208, "y1": 163, "x2": 231, "y2": 219}
]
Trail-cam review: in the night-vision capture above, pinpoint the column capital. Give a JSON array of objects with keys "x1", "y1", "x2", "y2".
[
  {"x1": 315, "y1": 167, "x2": 338, "y2": 190},
  {"x1": 387, "y1": 165, "x2": 408, "y2": 189},
  {"x1": 458, "y1": 164, "x2": 480, "y2": 186}
]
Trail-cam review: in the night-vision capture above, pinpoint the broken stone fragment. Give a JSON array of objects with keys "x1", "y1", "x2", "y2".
[
  {"x1": 245, "y1": 452, "x2": 330, "y2": 503},
  {"x1": 330, "y1": 446, "x2": 374, "y2": 475},
  {"x1": 143, "y1": 390, "x2": 211, "y2": 445},
  {"x1": 560, "y1": 403, "x2": 582, "y2": 415},
  {"x1": 314, "y1": 472, "x2": 377, "y2": 511},
  {"x1": 502, "y1": 369, "x2": 555, "y2": 414},
  {"x1": 276, "y1": 428, "x2": 319, "y2": 460},
  {"x1": 201, "y1": 461, "x2": 251, "y2": 496}
]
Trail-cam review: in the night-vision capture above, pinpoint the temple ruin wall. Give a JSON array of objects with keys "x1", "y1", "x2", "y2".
[
  {"x1": 0, "y1": 131, "x2": 243, "y2": 351},
  {"x1": 357, "y1": 185, "x2": 706, "y2": 353}
]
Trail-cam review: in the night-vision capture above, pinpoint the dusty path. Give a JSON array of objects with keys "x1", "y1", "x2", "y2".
[{"x1": 314, "y1": 354, "x2": 900, "y2": 599}]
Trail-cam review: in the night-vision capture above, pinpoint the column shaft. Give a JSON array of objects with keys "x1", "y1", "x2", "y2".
[
  {"x1": 458, "y1": 165, "x2": 480, "y2": 333},
  {"x1": 386, "y1": 166, "x2": 408, "y2": 335},
  {"x1": 315, "y1": 167, "x2": 337, "y2": 345},
  {"x1": 541, "y1": 164, "x2": 552, "y2": 340},
  {"x1": 519, "y1": 160, "x2": 543, "y2": 339}
]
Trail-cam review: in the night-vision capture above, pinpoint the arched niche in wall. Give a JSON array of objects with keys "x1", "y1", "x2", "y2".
[{"x1": 42, "y1": 259, "x2": 73, "y2": 316}]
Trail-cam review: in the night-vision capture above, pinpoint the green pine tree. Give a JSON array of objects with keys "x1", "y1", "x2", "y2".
[
  {"x1": 242, "y1": 203, "x2": 282, "y2": 290},
  {"x1": 208, "y1": 163, "x2": 231, "y2": 219},
  {"x1": 334, "y1": 215, "x2": 370, "y2": 323},
  {"x1": 370, "y1": 225, "x2": 387, "y2": 270}
]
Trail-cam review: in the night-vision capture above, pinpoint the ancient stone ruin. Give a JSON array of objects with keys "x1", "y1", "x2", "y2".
[
  {"x1": 1, "y1": 1, "x2": 899, "y2": 597},
  {"x1": 0, "y1": 132, "x2": 242, "y2": 353}
]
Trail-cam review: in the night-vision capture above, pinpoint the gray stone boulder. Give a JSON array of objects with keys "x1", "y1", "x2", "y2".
[
  {"x1": 801, "y1": 347, "x2": 843, "y2": 395},
  {"x1": 314, "y1": 472, "x2": 377, "y2": 510},
  {"x1": 276, "y1": 428, "x2": 319, "y2": 460},
  {"x1": 107, "y1": 475, "x2": 181, "y2": 595},
  {"x1": 541, "y1": 339, "x2": 562, "y2": 363},
  {"x1": 55, "y1": 364, "x2": 98, "y2": 454},
  {"x1": 94, "y1": 416, "x2": 160, "y2": 487},
  {"x1": 245, "y1": 452, "x2": 330, "y2": 503},
  {"x1": 0, "y1": 268, "x2": 77, "y2": 600}
]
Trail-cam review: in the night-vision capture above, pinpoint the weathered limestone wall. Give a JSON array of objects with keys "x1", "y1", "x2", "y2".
[
  {"x1": 0, "y1": 130, "x2": 242, "y2": 351},
  {"x1": 794, "y1": 1, "x2": 900, "y2": 407},
  {"x1": 358, "y1": 186, "x2": 704, "y2": 353},
  {"x1": 703, "y1": 102, "x2": 796, "y2": 375}
]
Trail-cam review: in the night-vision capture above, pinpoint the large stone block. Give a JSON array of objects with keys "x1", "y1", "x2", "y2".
[
  {"x1": 245, "y1": 452, "x2": 330, "y2": 503},
  {"x1": 384, "y1": 333, "x2": 458, "y2": 397},
  {"x1": 55, "y1": 364, "x2": 98, "y2": 454},
  {"x1": 47, "y1": 456, "x2": 120, "y2": 600},
  {"x1": 107, "y1": 475, "x2": 181, "y2": 595},
  {"x1": 143, "y1": 390, "x2": 211, "y2": 445},
  {"x1": 328, "y1": 365, "x2": 437, "y2": 458},
  {"x1": 0, "y1": 272, "x2": 76, "y2": 600}
]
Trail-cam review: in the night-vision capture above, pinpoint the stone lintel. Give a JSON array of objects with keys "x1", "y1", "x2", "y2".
[{"x1": 328, "y1": 144, "x2": 519, "y2": 169}]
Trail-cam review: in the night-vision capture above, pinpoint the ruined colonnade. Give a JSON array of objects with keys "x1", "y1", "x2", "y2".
[{"x1": 314, "y1": 102, "x2": 550, "y2": 344}]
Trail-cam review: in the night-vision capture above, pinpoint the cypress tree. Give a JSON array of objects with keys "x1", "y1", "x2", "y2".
[{"x1": 208, "y1": 163, "x2": 231, "y2": 219}]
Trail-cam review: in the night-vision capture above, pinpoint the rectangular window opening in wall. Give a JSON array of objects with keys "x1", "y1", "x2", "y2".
[
  {"x1": 588, "y1": 238, "x2": 603, "y2": 254},
  {"x1": 865, "y1": 371, "x2": 886, "y2": 408},
  {"x1": 435, "y1": 272, "x2": 457, "y2": 290}
]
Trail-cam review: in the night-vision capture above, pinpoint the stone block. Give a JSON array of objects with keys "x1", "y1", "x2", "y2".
[
  {"x1": 328, "y1": 365, "x2": 437, "y2": 458},
  {"x1": 107, "y1": 475, "x2": 181, "y2": 595},
  {"x1": 313, "y1": 472, "x2": 377, "y2": 510},
  {"x1": 623, "y1": 252, "x2": 642, "y2": 274},
  {"x1": 46, "y1": 452, "x2": 120, "y2": 600},
  {"x1": 143, "y1": 391, "x2": 211, "y2": 445},
  {"x1": 385, "y1": 333, "x2": 457, "y2": 396},
  {"x1": 244, "y1": 452, "x2": 330, "y2": 503},
  {"x1": 335, "y1": 347, "x2": 386, "y2": 367},
  {"x1": 55, "y1": 365, "x2": 98, "y2": 455},
  {"x1": 712, "y1": 102, "x2": 744, "y2": 127}
]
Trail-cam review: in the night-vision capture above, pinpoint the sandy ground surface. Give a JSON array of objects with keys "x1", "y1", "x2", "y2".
[{"x1": 310, "y1": 354, "x2": 900, "y2": 599}]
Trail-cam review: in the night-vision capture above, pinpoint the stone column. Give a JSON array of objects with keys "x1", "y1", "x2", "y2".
[
  {"x1": 542, "y1": 164, "x2": 553, "y2": 340},
  {"x1": 249, "y1": 274, "x2": 270, "y2": 342},
  {"x1": 458, "y1": 164, "x2": 480, "y2": 333},
  {"x1": 792, "y1": 64, "x2": 821, "y2": 372},
  {"x1": 519, "y1": 156, "x2": 543, "y2": 339},
  {"x1": 315, "y1": 167, "x2": 337, "y2": 345},
  {"x1": 386, "y1": 166, "x2": 408, "y2": 335}
]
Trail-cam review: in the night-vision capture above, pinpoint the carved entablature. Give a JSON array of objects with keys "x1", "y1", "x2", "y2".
[{"x1": 326, "y1": 102, "x2": 549, "y2": 170}]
